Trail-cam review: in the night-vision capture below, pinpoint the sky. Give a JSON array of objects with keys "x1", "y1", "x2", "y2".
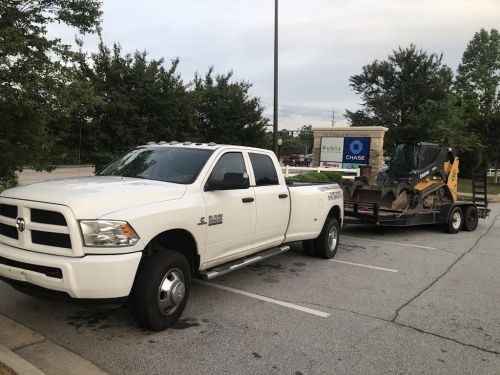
[{"x1": 49, "y1": 0, "x2": 500, "y2": 130}]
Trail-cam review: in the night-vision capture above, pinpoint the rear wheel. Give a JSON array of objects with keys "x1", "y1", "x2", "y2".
[
  {"x1": 133, "y1": 250, "x2": 191, "y2": 331},
  {"x1": 314, "y1": 217, "x2": 340, "y2": 259},
  {"x1": 446, "y1": 206, "x2": 463, "y2": 234},
  {"x1": 462, "y1": 206, "x2": 479, "y2": 232}
]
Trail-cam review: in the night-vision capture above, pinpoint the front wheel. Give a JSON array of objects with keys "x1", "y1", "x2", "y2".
[
  {"x1": 132, "y1": 250, "x2": 191, "y2": 331},
  {"x1": 314, "y1": 217, "x2": 340, "y2": 258}
]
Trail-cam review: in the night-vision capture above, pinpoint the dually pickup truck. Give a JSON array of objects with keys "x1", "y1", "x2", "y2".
[{"x1": 0, "y1": 143, "x2": 343, "y2": 330}]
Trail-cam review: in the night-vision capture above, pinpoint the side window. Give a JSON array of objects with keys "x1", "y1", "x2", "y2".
[
  {"x1": 209, "y1": 152, "x2": 246, "y2": 182},
  {"x1": 249, "y1": 153, "x2": 279, "y2": 186}
]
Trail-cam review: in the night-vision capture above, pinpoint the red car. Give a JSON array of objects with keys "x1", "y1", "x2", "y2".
[{"x1": 283, "y1": 155, "x2": 311, "y2": 167}]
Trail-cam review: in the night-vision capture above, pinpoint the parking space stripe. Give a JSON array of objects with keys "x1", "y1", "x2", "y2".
[
  {"x1": 330, "y1": 259, "x2": 398, "y2": 272},
  {"x1": 194, "y1": 280, "x2": 331, "y2": 318},
  {"x1": 342, "y1": 235, "x2": 436, "y2": 250}
]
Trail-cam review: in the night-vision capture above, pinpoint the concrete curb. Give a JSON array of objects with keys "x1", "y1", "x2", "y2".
[
  {"x1": 0, "y1": 315, "x2": 107, "y2": 375},
  {"x1": 0, "y1": 344, "x2": 45, "y2": 375}
]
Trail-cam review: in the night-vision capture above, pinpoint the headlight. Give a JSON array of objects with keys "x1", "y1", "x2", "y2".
[{"x1": 80, "y1": 220, "x2": 140, "y2": 247}]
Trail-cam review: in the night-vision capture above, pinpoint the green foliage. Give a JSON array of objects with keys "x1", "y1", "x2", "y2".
[
  {"x1": 456, "y1": 29, "x2": 500, "y2": 115},
  {"x1": 320, "y1": 171, "x2": 343, "y2": 183},
  {"x1": 0, "y1": 0, "x2": 101, "y2": 183},
  {"x1": 456, "y1": 29, "x2": 500, "y2": 177},
  {"x1": 0, "y1": 184, "x2": 5, "y2": 193},
  {"x1": 297, "y1": 125, "x2": 313, "y2": 153},
  {"x1": 345, "y1": 44, "x2": 454, "y2": 152},
  {"x1": 191, "y1": 68, "x2": 268, "y2": 147},
  {"x1": 287, "y1": 171, "x2": 342, "y2": 183}
]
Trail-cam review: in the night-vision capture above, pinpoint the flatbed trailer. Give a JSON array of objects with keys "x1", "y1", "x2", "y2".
[{"x1": 344, "y1": 170, "x2": 490, "y2": 233}]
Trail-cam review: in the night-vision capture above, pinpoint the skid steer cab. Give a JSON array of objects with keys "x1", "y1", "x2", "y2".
[{"x1": 342, "y1": 142, "x2": 489, "y2": 233}]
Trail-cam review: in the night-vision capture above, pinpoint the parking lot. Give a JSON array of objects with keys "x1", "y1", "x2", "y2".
[{"x1": 0, "y1": 205, "x2": 499, "y2": 374}]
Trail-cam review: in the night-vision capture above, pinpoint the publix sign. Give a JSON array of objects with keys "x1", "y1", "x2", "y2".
[{"x1": 320, "y1": 137, "x2": 370, "y2": 168}]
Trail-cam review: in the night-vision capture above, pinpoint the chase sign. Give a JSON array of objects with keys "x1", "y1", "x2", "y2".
[{"x1": 320, "y1": 136, "x2": 370, "y2": 168}]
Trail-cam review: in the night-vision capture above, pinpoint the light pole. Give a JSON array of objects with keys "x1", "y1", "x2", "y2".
[{"x1": 272, "y1": 0, "x2": 279, "y2": 155}]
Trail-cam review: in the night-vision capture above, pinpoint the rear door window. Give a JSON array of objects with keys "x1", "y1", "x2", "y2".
[{"x1": 249, "y1": 153, "x2": 279, "y2": 186}]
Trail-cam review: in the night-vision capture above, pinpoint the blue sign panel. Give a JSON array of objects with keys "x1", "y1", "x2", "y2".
[{"x1": 342, "y1": 137, "x2": 370, "y2": 165}]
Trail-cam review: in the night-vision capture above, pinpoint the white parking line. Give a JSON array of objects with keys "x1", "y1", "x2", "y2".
[
  {"x1": 330, "y1": 259, "x2": 398, "y2": 273},
  {"x1": 342, "y1": 235, "x2": 436, "y2": 250},
  {"x1": 194, "y1": 280, "x2": 331, "y2": 318}
]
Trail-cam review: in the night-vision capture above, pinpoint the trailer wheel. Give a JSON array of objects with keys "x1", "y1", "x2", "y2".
[
  {"x1": 463, "y1": 206, "x2": 479, "y2": 232},
  {"x1": 302, "y1": 240, "x2": 316, "y2": 256},
  {"x1": 446, "y1": 207, "x2": 463, "y2": 234},
  {"x1": 132, "y1": 250, "x2": 191, "y2": 331},
  {"x1": 314, "y1": 217, "x2": 340, "y2": 259}
]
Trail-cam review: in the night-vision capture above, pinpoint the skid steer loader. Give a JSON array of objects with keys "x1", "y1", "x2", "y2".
[{"x1": 342, "y1": 142, "x2": 489, "y2": 233}]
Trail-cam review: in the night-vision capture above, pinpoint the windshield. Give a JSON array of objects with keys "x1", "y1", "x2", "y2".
[{"x1": 98, "y1": 147, "x2": 214, "y2": 184}]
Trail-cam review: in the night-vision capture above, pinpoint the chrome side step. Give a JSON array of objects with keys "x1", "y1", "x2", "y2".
[{"x1": 199, "y1": 245, "x2": 291, "y2": 280}]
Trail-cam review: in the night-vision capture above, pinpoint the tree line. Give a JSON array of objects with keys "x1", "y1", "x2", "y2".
[
  {"x1": 0, "y1": 0, "x2": 269, "y2": 187},
  {"x1": 346, "y1": 29, "x2": 500, "y2": 178},
  {"x1": 1, "y1": 1, "x2": 498, "y2": 187}
]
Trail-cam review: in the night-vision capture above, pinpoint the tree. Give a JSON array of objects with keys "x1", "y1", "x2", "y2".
[
  {"x1": 76, "y1": 40, "x2": 192, "y2": 169},
  {"x1": 0, "y1": 0, "x2": 101, "y2": 185},
  {"x1": 456, "y1": 29, "x2": 500, "y2": 181},
  {"x1": 345, "y1": 45, "x2": 454, "y2": 152},
  {"x1": 297, "y1": 125, "x2": 314, "y2": 154},
  {"x1": 191, "y1": 68, "x2": 268, "y2": 147}
]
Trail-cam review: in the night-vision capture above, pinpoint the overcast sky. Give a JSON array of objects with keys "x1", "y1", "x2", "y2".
[{"x1": 50, "y1": 0, "x2": 500, "y2": 130}]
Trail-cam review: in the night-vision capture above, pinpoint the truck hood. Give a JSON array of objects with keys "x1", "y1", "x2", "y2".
[{"x1": 1, "y1": 176, "x2": 187, "y2": 218}]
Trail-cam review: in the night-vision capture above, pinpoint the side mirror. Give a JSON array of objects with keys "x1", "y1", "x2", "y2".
[{"x1": 205, "y1": 173, "x2": 250, "y2": 191}]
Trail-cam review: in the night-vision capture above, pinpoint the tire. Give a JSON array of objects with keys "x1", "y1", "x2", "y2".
[
  {"x1": 314, "y1": 217, "x2": 340, "y2": 259},
  {"x1": 302, "y1": 240, "x2": 316, "y2": 256},
  {"x1": 462, "y1": 206, "x2": 479, "y2": 232},
  {"x1": 446, "y1": 206, "x2": 464, "y2": 234},
  {"x1": 132, "y1": 250, "x2": 191, "y2": 331}
]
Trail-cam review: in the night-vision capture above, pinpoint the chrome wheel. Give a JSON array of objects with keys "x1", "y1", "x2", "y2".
[
  {"x1": 451, "y1": 211, "x2": 462, "y2": 231},
  {"x1": 158, "y1": 268, "x2": 185, "y2": 316},
  {"x1": 328, "y1": 225, "x2": 338, "y2": 252}
]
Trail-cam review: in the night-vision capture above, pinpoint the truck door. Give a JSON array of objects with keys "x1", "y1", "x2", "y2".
[
  {"x1": 248, "y1": 152, "x2": 290, "y2": 250},
  {"x1": 202, "y1": 151, "x2": 256, "y2": 262}
]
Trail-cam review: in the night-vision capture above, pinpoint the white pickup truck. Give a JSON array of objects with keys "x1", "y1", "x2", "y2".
[{"x1": 0, "y1": 143, "x2": 343, "y2": 330}]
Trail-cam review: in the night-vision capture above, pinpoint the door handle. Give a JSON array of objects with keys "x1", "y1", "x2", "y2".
[
  {"x1": 242, "y1": 197, "x2": 254, "y2": 203},
  {"x1": 279, "y1": 194, "x2": 288, "y2": 199}
]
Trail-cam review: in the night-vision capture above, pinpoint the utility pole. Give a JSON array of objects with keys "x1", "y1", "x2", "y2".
[
  {"x1": 331, "y1": 110, "x2": 335, "y2": 127},
  {"x1": 273, "y1": 0, "x2": 279, "y2": 155}
]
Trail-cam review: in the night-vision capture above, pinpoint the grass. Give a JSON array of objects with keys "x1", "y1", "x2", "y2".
[
  {"x1": 0, "y1": 185, "x2": 5, "y2": 193},
  {"x1": 458, "y1": 177, "x2": 500, "y2": 195}
]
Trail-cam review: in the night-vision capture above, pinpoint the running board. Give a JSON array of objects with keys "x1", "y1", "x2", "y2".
[{"x1": 199, "y1": 245, "x2": 291, "y2": 280}]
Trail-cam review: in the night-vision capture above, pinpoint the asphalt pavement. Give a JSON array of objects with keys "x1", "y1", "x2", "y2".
[{"x1": 0, "y1": 203, "x2": 498, "y2": 374}]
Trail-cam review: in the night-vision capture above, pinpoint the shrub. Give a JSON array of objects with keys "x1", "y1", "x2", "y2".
[{"x1": 287, "y1": 171, "x2": 344, "y2": 183}]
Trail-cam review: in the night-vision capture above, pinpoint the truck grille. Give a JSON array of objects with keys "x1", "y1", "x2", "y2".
[
  {"x1": 0, "y1": 222, "x2": 18, "y2": 240},
  {"x1": 31, "y1": 230, "x2": 71, "y2": 249},
  {"x1": 0, "y1": 204, "x2": 17, "y2": 219},
  {"x1": 31, "y1": 209, "x2": 67, "y2": 226},
  {"x1": 0, "y1": 199, "x2": 80, "y2": 256}
]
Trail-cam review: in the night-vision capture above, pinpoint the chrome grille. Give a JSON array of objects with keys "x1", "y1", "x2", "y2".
[{"x1": 0, "y1": 198, "x2": 81, "y2": 256}]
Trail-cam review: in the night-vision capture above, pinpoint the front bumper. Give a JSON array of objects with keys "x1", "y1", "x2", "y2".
[{"x1": 0, "y1": 242, "x2": 142, "y2": 299}]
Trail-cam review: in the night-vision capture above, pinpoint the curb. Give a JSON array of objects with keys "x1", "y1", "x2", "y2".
[
  {"x1": 0, "y1": 315, "x2": 107, "y2": 375},
  {"x1": 0, "y1": 344, "x2": 44, "y2": 375}
]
